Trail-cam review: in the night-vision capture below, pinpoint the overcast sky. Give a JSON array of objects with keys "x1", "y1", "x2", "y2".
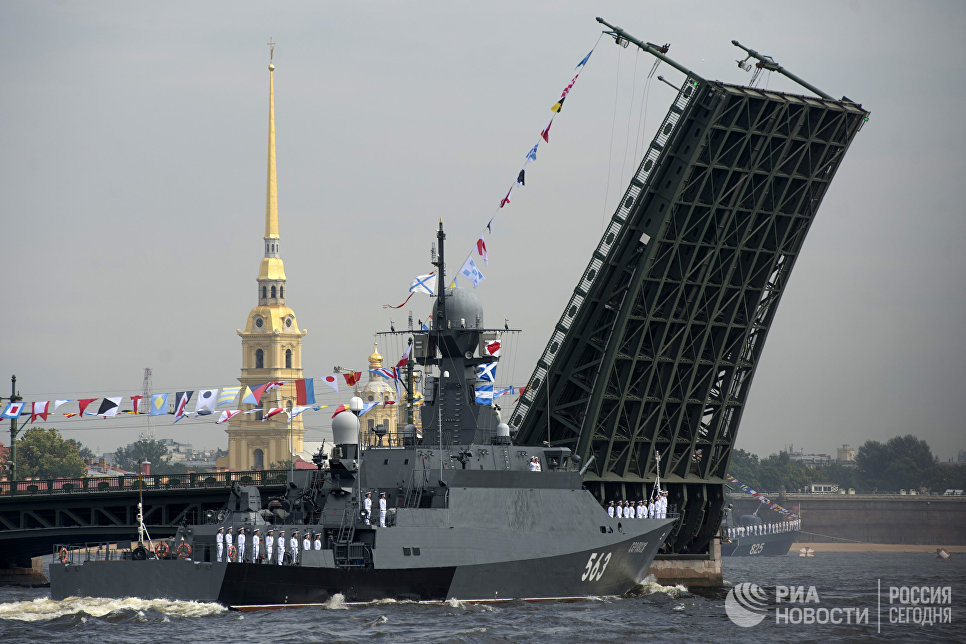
[{"x1": 1, "y1": 1, "x2": 963, "y2": 461}]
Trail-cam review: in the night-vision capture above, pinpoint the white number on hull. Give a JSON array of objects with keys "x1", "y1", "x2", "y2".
[
  {"x1": 749, "y1": 542, "x2": 765, "y2": 555},
  {"x1": 581, "y1": 552, "x2": 613, "y2": 582}
]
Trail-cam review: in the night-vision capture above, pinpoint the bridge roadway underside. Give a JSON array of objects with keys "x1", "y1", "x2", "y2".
[
  {"x1": 514, "y1": 76, "x2": 868, "y2": 558},
  {"x1": 0, "y1": 483, "x2": 285, "y2": 568}
]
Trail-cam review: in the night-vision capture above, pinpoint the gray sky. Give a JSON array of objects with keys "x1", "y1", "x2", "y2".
[{"x1": 2, "y1": 1, "x2": 964, "y2": 461}]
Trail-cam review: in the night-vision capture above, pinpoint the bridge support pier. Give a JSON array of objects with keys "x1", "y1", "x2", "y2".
[
  {"x1": 0, "y1": 557, "x2": 47, "y2": 587},
  {"x1": 646, "y1": 537, "x2": 722, "y2": 588}
]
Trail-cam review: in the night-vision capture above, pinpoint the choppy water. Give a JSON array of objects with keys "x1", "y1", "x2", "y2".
[{"x1": 0, "y1": 553, "x2": 963, "y2": 642}]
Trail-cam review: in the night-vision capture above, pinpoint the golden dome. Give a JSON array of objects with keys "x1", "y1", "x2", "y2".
[{"x1": 368, "y1": 340, "x2": 383, "y2": 369}]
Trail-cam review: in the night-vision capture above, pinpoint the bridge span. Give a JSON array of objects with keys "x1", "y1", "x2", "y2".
[{"x1": 0, "y1": 470, "x2": 288, "y2": 568}]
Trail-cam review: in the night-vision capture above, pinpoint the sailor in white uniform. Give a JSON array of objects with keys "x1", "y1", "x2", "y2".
[
  {"x1": 648, "y1": 497, "x2": 656, "y2": 519},
  {"x1": 252, "y1": 528, "x2": 261, "y2": 563},
  {"x1": 302, "y1": 532, "x2": 311, "y2": 552},
  {"x1": 216, "y1": 527, "x2": 225, "y2": 562},
  {"x1": 314, "y1": 532, "x2": 322, "y2": 550},
  {"x1": 379, "y1": 492, "x2": 388, "y2": 527},
  {"x1": 290, "y1": 531, "x2": 300, "y2": 565},
  {"x1": 225, "y1": 527, "x2": 234, "y2": 562},
  {"x1": 277, "y1": 530, "x2": 286, "y2": 565},
  {"x1": 363, "y1": 492, "x2": 373, "y2": 525},
  {"x1": 607, "y1": 501, "x2": 615, "y2": 517},
  {"x1": 265, "y1": 529, "x2": 274, "y2": 564},
  {"x1": 528, "y1": 457, "x2": 539, "y2": 471},
  {"x1": 637, "y1": 500, "x2": 646, "y2": 519},
  {"x1": 237, "y1": 527, "x2": 246, "y2": 562}
]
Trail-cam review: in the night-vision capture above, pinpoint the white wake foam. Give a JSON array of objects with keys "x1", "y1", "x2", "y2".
[
  {"x1": 0, "y1": 596, "x2": 226, "y2": 622},
  {"x1": 322, "y1": 593, "x2": 348, "y2": 610},
  {"x1": 632, "y1": 574, "x2": 689, "y2": 598}
]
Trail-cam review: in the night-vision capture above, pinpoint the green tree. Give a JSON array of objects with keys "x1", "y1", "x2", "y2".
[
  {"x1": 68, "y1": 439, "x2": 96, "y2": 463},
  {"x1": 726, "y1": 448, "x2": 762, "y2": 489},
  {"x1": 16, "y1": 427, "x2": 86, "y2": 479},
  {"x1": 113, "y1": 439, "x2": 186, "y2": 475}
]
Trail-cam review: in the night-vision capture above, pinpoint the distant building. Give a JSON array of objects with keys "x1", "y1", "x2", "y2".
[
  {"x1": 787, "y1": 446, "x2": 832, "y2": 468},
  {"x1": 806, "y1": 482, "x2": 839, "y2": 494},
  {"x1": 958, "y1": 449, "x2": 966, "y2": 465},
  {"x1": 220, "y1": 50, "x2": 308, "y2": 471},
  {"x1": 836, "y1": 444, "x2": 856, "y2": 465}
]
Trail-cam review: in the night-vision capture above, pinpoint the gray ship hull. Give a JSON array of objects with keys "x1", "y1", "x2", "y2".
[
  {"x1": 50, "y1": 519, "x2": 673, "y2": 607},
  {"x1": 720, "y1": 530, "x2": 799, "y2": 556}
]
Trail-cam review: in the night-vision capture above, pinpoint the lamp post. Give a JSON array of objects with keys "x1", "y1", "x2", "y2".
[{"x1": 1, "y1": 376, "x2": 23, "y2": 481}]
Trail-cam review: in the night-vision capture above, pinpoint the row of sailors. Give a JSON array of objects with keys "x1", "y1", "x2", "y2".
[
  {"x1": 215, "y1": 526, "x2": 326, "y2": 564},
  {"x1": 606, "y1": 492, "x2": 669, "y2": 519},
  {"x1": 726, "y1": 519, "x2": 801, "y2": 539}
]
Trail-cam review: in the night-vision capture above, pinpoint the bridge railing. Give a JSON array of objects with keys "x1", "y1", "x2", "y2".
[{"x1": 0, "y1": 469, "x2": 289, "y2": 496}]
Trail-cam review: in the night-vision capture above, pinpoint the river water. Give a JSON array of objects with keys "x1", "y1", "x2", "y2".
[{"x1": 0, "y1": 552, "x2": 962, "y2": 642}]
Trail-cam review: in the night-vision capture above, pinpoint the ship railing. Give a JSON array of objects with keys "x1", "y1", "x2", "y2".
[
  {"x1": 511, "y1": 74, "x2": 703, "y2": 429},
  {"x1": 0, "y1": 469, "x2": 289, "y2": 497},
  {"x1": 53, "y1": 541, "x2": 137, "y2": 564}
]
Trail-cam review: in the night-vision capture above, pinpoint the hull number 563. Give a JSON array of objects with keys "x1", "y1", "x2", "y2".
[{"x1": 581, "y1": 552, "x2": 612, "y2": 582}]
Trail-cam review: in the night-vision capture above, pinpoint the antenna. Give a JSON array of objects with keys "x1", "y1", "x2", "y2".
[{"x1": 140, "y1": 367, "x2": 154, "y2": 441}]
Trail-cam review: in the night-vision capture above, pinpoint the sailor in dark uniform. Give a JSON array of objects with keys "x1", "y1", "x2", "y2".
[
  {"x1": 265, "y1": 529, "x2": 274, "y2": 564},
  {"x1": 216, "y1": 527, "x2": 225, "y2": 562}
]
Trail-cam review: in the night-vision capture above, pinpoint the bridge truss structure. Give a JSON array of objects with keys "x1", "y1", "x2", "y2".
[{"x1": 514, "y1": 25, "x2": 869, "y2": 555}]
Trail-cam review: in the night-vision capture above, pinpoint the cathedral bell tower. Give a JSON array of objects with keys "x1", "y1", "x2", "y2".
[{"x1": 225, "y1": 41, "x2": 308, "y2": 471}]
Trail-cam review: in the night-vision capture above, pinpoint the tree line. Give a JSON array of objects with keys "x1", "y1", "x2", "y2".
[
  {"x1": 728, "y1": 434, "x2": 966, "y2": 494},
  {"x1": 4, "y1": 427, "x2": 190, "y2": 479}
]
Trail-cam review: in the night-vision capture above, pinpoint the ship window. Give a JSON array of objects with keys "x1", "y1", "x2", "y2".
[
  {"x1": 285, "y1": 349, "x2": 292, "y2": 368},
  {"x1": 253, "y1": 449, "x2": 264, "y2": 469},
  {"x1": 412, "y1": 547, "x2": 421, "y2": 556},
  {"x1": 384, "y1": 459, "x2": 389, "y2": 465},
  {"x1": 600, "y1": 526, "x2": 607, "y2": 533},
  {"x1": 255, "y1": 349, "x2": 264, "y2": 369},
  {"x1": 404, "y1": 459, "x2": 409, "y2": 465},
  {"x1": 403, "y1": 548, "x2": 411, "y2": 556}
]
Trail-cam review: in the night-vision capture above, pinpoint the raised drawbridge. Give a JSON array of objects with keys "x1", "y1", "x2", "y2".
[{"x1": 514, "y1": 19, "x2": 869, "y2": 555}]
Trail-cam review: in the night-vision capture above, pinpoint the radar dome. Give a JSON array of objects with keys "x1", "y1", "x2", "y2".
[
  {"x1": 332, "y1": 411, "x2": 360, "y2": 445},
  {"x1": 433, "y1": 287, "x2": 483, "y2": 328}
]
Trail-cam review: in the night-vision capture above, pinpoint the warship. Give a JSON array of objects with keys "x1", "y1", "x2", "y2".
[
  {"x1": 719, "y1": 506, "x2": 800, "y2": 557},
  {"x1": 49, "y1": 222, "x2": 677, "y2": 608}
]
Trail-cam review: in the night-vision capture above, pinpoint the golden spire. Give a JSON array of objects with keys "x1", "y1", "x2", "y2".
[
  {"x1": 265, "y1": 37, "x2": 279, "y2": 242},
  {"x1": 369, "y1": 338, "x2": 384, "y2": 369}
]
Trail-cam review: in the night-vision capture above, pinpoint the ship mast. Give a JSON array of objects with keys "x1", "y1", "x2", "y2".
[{"x1": 433, "y1": 220, "x2": 446, "y2": 330}]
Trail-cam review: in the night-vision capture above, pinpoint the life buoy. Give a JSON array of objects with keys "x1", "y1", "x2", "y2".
[
  {"x1": 154, "y1": 541, "x2": 170, "y2": 558},
  {"x1": 227, "y1": 544, "x2": 237, "y2": 561},
  {"x1": 177, "y1": 542, "x2": 192, "y2": 559},
  {"x1": 59, "y1": 547, "x2": 68, "y2": 564}
]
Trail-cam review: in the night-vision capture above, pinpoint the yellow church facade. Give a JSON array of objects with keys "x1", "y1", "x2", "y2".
[{"x1": 222, "y1": 47, "x2": 307, "y2": 471}]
